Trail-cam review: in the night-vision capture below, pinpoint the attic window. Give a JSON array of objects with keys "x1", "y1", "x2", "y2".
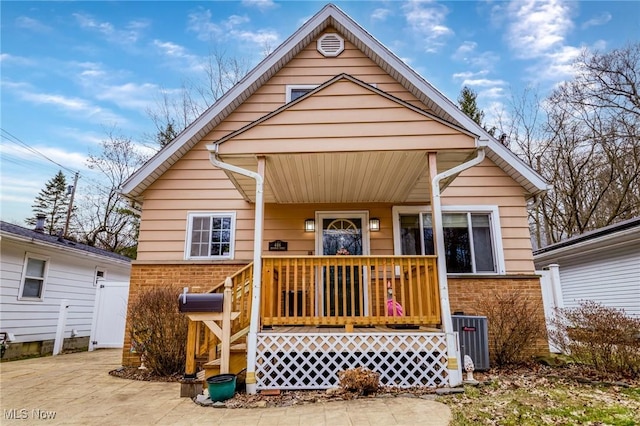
[
  {"x1": 286, "y1": 85, "x2": 318, "y2": 103},
  {"x1": 317, "y1": 33, "x2": 344, "y2": 57}
]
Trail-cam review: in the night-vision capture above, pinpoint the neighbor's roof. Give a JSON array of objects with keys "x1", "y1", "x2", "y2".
[
  {"x1": 534, "y1": 216, "x2": 640, "y2": 258},
  {"x1": 0, "y1": 221, "x2": 132, "y2": 264},
  {"x1": 121, "y1": 3, "x2": 549, "y2": 200}
]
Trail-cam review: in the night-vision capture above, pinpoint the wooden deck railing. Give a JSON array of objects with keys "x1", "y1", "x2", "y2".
[{"x1": 261, "y1": 256, "x2": 440, "y2": 327}]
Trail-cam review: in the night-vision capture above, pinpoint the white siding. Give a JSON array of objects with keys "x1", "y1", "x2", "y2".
[
  {"x1": 0, "y1": 239, "x2": 131, "y2": 343},
  {"x1": 555, "y1": 245, "x2": 640, "y2": 317}
]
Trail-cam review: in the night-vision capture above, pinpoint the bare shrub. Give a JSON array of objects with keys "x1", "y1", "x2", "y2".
[
  {"x1": 128, "y1": 286, "x2": 189, "y2": 376},
  {"x1": 485, "y1": 291, "x2": 545, "y2": 366},
  {"x1": 338, "y1": 367, "x2": 380, "y2": 395},
  {"x1": 549, "y1": 301, "x2": 640, "y2": 377}
]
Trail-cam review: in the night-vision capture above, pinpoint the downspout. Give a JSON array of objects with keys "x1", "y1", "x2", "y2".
[
  {"x1": 207, "y1": 143, "x2": 264, "y2": 395},
  {"x1": 431, "y1": 146, "x2": 485, "y2": 387}
]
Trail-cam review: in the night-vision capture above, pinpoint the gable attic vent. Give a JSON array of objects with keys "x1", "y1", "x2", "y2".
[{"x1": 317, "y1": 33, "x2": 344, "y2": 57}]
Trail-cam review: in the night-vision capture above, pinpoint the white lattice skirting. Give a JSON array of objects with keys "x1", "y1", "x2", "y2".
[{"x1": 255, "y1": 332, "x2": 449, "y2": 390}]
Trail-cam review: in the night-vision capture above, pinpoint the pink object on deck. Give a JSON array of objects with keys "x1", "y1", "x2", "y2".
[{"x1": 387, "y1": 299, "x2": 404, "y2": 316}]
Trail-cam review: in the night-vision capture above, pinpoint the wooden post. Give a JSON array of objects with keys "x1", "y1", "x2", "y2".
[
  {"x1": 220, "y1": 277, "x2": 233, "y2": 374},
  {"x1": 184, "y1": 320, "x2": 197, "y2": 378}
]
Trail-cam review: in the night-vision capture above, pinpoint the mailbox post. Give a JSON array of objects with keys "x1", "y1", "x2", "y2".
[{"x1": 178, "y1": 279, "x2": 238, "y2": 378}]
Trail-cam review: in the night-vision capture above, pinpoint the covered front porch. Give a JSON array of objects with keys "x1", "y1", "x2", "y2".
[
  {"x1": 186, "y1": 254, "x2": 453, "y2": 390},
  {"x1": 187, "y1": 75, "x2": 482, "y2": 391}
]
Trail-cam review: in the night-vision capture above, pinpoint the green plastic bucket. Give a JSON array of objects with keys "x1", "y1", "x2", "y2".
[{"x1": 206, "y1": 374, "x2": 236, "y2": 402}]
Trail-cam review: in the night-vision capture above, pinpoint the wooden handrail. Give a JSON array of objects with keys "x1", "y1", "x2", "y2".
[
  {"x1": 261, "y1": 256, "x2": 440, "y2": 327},
  {"x1": 185, "y1": 263, "x2": 254, "y2": 377}
]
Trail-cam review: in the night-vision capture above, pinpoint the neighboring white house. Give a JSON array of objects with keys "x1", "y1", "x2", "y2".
[
  {"x1": 534, "y1": 217, "x2": 640, "y2": 319},
  {"x1": 0, "y1": 220, "x2": 131, "y2": 359}
]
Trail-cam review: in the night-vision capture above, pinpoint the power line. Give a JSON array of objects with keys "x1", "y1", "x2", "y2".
[{"x1": 0, "y1": 128, "x2": 78, "y2": 174}]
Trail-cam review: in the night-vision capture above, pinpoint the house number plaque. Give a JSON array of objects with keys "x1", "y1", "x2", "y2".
[{"x1": 268, "y1": 240, "x2": 288, "y2": 251}]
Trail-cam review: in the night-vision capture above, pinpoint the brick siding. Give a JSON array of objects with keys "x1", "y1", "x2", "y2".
[
  {"x1": 121, "y1": 263, "x2": 247, "y2": 366},
  {"x1": 449, "y1": 276, "x2": 549, "y2": 358}
]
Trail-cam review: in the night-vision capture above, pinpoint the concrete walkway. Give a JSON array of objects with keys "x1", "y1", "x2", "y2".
[{"x1": 0, "y1": 349, "x2": 451, "y2": 425}]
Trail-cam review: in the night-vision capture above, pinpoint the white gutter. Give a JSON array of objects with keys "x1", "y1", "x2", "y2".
[
  {"x1": 431, "y1": 147, "x2": 486, "y2": 387},
  {"x1": 207, "y1": 144, "x2": 264, "y2": 395}
]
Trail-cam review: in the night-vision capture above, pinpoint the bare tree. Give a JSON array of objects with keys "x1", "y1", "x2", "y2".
[
  {"x1": 540, "y1": 43, "x2": 640, "y2": 241},
  {"x1": 74, "y1": 130, "x2": 146, "y2": 257},
  {"x1": 496, "y1": 44, "x2": 639, "y2": 247},
  {"x1": 147, "y1": 48, "x2": 251, "y2": 148}
]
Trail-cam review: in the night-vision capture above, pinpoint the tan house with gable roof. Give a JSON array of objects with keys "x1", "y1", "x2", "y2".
[{"x1": 120, "y1": 4, "x2": 550, "y2": 392}]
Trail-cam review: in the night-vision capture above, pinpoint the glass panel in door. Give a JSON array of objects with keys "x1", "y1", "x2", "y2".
[{"x1": 322, "y1": 218, "x2": 363, "y2": 316}]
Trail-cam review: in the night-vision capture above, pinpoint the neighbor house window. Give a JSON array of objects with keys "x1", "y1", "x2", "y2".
[
  {"x1": 186, "y1": 212, "x2": 236, "y2": 259},
  {"x1": 286, "y1": 85, "x2": 318, "y2": 103},
  {"x1": 393, "y1": 206, "x2": 505, "y2": 274},
  {"x1": 95, "y1": 268, "x2": 106, "y2": 286},
  {"x1": 19, "y1": 254, "x2": 49, "y2": 300}
]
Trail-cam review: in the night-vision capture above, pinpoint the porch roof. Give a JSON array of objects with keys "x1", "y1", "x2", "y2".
[
  {"x1": 213, "y1": 74, "x2": 476, "y2": 204},
  {"x1": 217, "y1": 150, "x2": 473, "y2": 204}
]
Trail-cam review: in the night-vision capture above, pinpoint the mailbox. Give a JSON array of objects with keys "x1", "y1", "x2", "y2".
[{"x1": 178, "y1": 293, "x2": 224, "y2": 313}]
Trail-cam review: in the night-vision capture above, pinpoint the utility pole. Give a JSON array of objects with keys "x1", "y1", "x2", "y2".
[{"x1": 63, "y1": 171, "x2": 79, "y2": 238}]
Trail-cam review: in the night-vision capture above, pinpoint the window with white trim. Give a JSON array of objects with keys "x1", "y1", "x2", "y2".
[
  {"x1": 186, "y1": 212, "x2": 236, "y2": 259},
  {"x1": 19, "y1": 254, "x2": 49, "y2": 300},
  {"x1": 393, "y1": 206, "x2": 504, "y2": 274},
  {"x1": 286, "y1": 85, "x2": 318, "y2": 103}
]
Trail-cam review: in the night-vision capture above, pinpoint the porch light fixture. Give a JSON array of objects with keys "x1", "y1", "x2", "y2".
[
  {"x1": 369, "y1": 218, "x2": 380, "y2": 232},
  {"x1": 305, "y1": 219, "x2": 315, "y2": 232}
]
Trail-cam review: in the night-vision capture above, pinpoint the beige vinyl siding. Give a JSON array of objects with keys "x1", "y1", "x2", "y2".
[
  {"x1": 217, "y1": 78, "x2": 473, "y2": 155},
  {"x1": 135, "y1": 30, "x2": 533, "y2": 274},
  {"x1": 136, "y1": 32, "x2": 438, "y2": 262},
  {"x1": 442, "y1": 159, "x2": 535, "y2": 274}
]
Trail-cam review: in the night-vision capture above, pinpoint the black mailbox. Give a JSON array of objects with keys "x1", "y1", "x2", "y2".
[{"x1": 178, "y1": 293, "x2": 224, "y2": 313}]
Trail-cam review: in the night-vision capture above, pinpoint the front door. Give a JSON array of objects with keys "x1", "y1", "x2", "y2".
[{"x1": 316, "y1": 212, "x2": 370, "y2": 317}]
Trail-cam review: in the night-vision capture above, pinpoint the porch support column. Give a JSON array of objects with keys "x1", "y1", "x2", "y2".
[
  {"x1": 245, "y1": 156, "x2": 266, "y2": 394},
  {"x1": 207, "y1": 145, "x2": 265, "y2": 395},
  {"x1": 430, "y1": 148, "x2": 486, "y2": 387}
]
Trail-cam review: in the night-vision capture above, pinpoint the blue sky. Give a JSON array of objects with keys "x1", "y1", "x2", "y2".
[{"x1": 1, "y1": 0, "x2": 638, "y2": 223}]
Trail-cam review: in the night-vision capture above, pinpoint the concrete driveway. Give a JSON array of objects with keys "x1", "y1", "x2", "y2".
[{"x1": 0, "y1": 349, "x2": 451, "y2": 425}]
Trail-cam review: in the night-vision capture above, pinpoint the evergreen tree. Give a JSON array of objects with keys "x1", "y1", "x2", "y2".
[
  {"x1": 156, "y1": 121, "x2": 178, "y2": 148},
  {"x1": 26, "y1": 170, "x2": 69, "y2": 235},
  {"x1": 458, "y1": 86, "x2": 496, "y2": 136}
]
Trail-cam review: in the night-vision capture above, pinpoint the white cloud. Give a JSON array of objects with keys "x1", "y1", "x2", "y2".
[
  {"x1": 2, "y1": 81, "x2": 126, "y2": 125},
  {"x1": 242, "y1": 0, "x2": 277, "y2": 11},
  {"x1": 504, "y1": 0, "x2": 574, "y2": 60},
  {"x1": 187, "y1": 9, "x2": 224, "y2": 41},
  {"x1": 581, "y1": 12, "x2": 612, "y2": 29},
  {"x1": 478, "y1": 87, "x2": 506, "y2": 99},
  {"x1": 372, "y1": 8, "x2": 392, "y2": 21},
  {"x1": 529, "y1": 44, "x2": 583, "y2": 80},
  {"x1": 461, "y1": 78, "x2": 507, "y2": 88},
  {"x1": 452, "y1": 70, "x2": 488, "y2": 80},
  {"x1": 452, "y1": 41, "x2": 499, "y2": 70},
  {"x1": 94, "y1": 82, "x2": 160, "y2": 110},
  {"x1": 234, "y1": 29, "x2": 279, "y2": 46},
  {"x1": 187, "y1": 8, "x2": 279, "y2": 50},
  {"x1": 73, "y1": 13, "x2": 146, "y2": 44},
  {"x1": 402, "y1": 0, "x2": 453, "y2": 53},
  {"x1": 15, "y1": 16, "x2": 52, "y2": 33},
  {"x1": 0, "y1": 53, "x2": 34, "y2": 66}
]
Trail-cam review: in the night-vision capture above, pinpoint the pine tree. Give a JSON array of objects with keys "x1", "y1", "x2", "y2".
[
  {"x1": 26, "y1": 170, "x2": 69, "y2": 235},
  {"x1": 458, "y1": 86, "x2": 484, "y2": 125},
  {"x1": 156, "y1": 121, "x2": 178, "y2": 148},
  {"x1": 458, "y1": 86, "x2": 496, "y2": 136}
]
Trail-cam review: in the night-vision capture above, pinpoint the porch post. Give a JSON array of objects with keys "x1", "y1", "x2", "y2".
[
  {"x1": 430, "y1": 149, "x2": 486, "y2": 387},
  {"x1": 245, "y1": 156, "x2": 265, "y2": 394},
  {"x1": 207, "y1": 146, "x2": 265, "y2": 394}
]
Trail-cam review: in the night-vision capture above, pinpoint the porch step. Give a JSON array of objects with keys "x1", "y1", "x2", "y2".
[{"x1": 203, "y1": 344, "x2": 247, "y2": 380}]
